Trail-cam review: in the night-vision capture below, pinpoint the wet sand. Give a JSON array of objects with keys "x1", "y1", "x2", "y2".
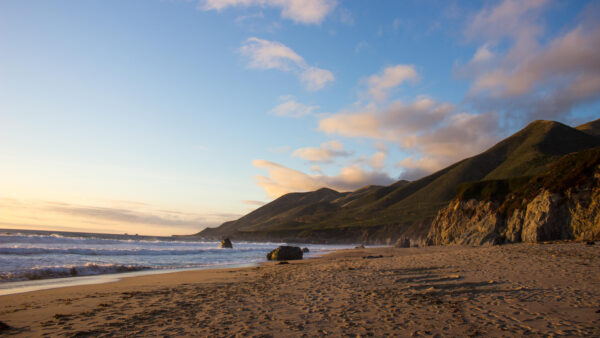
[{"x1": 1, "y1": 242, "x2": 599, "y2": 337}]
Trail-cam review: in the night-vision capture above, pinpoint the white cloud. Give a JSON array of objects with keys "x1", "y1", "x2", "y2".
[
  {"x1": 470, "y1": 44, "x2": 494, "y2": 63},
  {"x1": 461, "y1": 0, "x2": 600, "y2": 120},
  {"x1": 369, "y1": 151, "x2": 386, "y2": 170},
  {"x1": 316, "y1": 62, "x2": 500, "y2": 180},
  {"x1": 252, "y1": 160, "x2": 394, "y2": 198},
  {"x1": 397, "y1": 111, "x2": 499, "y2": 179},
  {"x1": 292, "y1": 140, "x2": 351, "y2": 163},
  {"x1": 318, "y1": 97, "x2": 454, "y2": 140},
  {"x1": 242, "y1": 200, "x2": 267, "y2": 206},
  {"x1": 240, "y1": 37, "x2": 335, "y2": 90},
  {"x1": 466, "y1": 0, "x2": 547, "y2": 43},
  {"x1": 201, "y1": 0, "x2": 338, "y2": 25},
  {"x1": 270, "y1": 96, "x2": 318, "y2": 118},
  {"x1": 310, "y1": 165, "x2": 323, "y2": 174},
  {"x1": 300, "y1": 67, "x2": 335, "y2": 91},
  {"x1": 367, "y1": 64, "x2": 418, "y2": 100}
]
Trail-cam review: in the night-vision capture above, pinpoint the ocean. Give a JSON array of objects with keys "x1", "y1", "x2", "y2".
[{"x1": 0, "y1": 229, "x2": 353, "y2": 295}]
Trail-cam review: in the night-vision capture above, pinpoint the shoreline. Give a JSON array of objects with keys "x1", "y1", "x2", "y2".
[
  {"x1": 1, "y1": 243, "x2": 598, "y2": 336},
  {"x1": 0, "y1": 246, "x2": 347, "y2": 296}
]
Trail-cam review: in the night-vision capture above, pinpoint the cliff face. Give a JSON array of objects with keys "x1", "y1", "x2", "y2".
[
  {"x1": 196, "y1": 118, "x2": 599, "y2": 245},
  {"x1": 427, "y1": 166, "x2": 600, "y2": 245}
]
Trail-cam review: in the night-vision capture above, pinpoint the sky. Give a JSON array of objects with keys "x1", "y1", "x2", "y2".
[{"x1": 1, "y1": 0, "x2": 599, "y2": 236}]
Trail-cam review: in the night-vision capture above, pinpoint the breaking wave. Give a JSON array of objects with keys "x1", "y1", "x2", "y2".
[{"x1": 0, "y1": 263, "x2": 150, "y2": 282}]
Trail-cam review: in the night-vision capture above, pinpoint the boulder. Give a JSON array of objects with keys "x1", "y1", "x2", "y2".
[
  {"x1": 219, "y1": 238, "x2": 233, "y2": 249},
  {"x1": 0, "y1": 321, "x2": 10, "y2": 332},
  {"x1": 395, "y1": 237, "x2": 410, "y2": 248},
  {"x1": 266, "y1": 246, "x2": 303, "y2": 261},
  {"x1": 302, "y1": 247, "x2": 310, "y2": 253}
]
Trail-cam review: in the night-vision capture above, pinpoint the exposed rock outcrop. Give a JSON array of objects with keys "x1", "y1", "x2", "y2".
[
  {"x1": 394, "y1": 237, "x2": 411, "y2": 248},
  {"x1": 427, "y1": 165, "x2": 600, "y2": 245},
  {"x1": 266, "y1": 246, "x2": 303, "y2": 261},
  {"x1": 219, "y1": 238, "x2": 233, "y2": 248}
]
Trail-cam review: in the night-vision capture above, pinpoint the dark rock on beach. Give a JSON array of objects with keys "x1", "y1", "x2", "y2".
[
  {"x1": 395, "y1": 237, "x2": 410, "y2": 248},
  {"x1": 0, "y1": 321, "x2": 11, "y2": 332},
  {"x1": 219, "y1": 238, "x2": 233, "y2": 249},
  {"x1": 362, "y1": 255, "x2": 384, "y2": 259},
  {"x1": 266, "y1": 246, "x2": 303, "y2": 261}
]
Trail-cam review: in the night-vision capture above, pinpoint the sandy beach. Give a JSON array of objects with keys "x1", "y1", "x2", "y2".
[{"x1": 1, "y1": 242, "x2": 599, "y2": 337}]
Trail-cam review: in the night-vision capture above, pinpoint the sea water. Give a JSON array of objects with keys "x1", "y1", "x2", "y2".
[{"x1": 0, "y1": 229, "x2": 353, "y2": 294}]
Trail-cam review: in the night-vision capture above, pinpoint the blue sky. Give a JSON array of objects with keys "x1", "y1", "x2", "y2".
[{"x1": 1, "y1": 0, "x2": 599, "y2": 235}]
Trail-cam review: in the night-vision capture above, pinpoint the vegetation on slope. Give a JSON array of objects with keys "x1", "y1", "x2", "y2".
[
  {"x1": 198, "y1": 119, "x2": 600, "y2": 241},
  {"x1": 456, "y1": 146, "x2": 600, "y2": 215}
]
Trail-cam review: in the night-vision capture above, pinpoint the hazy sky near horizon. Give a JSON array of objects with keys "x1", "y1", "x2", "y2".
[{"x1": 1, "y1": 0, "x2": 599, "y2": 235}]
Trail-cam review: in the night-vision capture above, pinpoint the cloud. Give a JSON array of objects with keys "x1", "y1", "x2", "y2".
[
  {"x1": 0, "y1": 198, "x2": 240, "y2": 235},
  {"x1": 367, "y1": 64, "x2": 418, "y2": 100},
  {"x1": 270, "y1": 96, "x2": 319, "y2": 117},
  {"x1": 319, "y1": 97, "x2": 454, "y2": 140},
  {"x1": 461, "y1": 0, "x2": 600, "y2": 121},
  {"x1": 242, "y1": 200, "x2": 267, "y2": 206},
  {"x1": 240, "y1": 37, "x2": 335, "y2": 90},
  {"x1": 201, "y1": 0, "x2": 338, "y2": 25},
  {"x1": 369, "y1": 151, "x2": 386, "y2": 170},
  {"x1": 300, "y1": 67, "x2": 335, "y2": 91},
  {"x1": 369, "y1": 143, "x2": 387, "y2": 170},
  {"x1": 396, "y1": 156, "x2": 445, "y2": 181},
  {"x1": 252, "y1": 160, "x2": 394, "y2": 198},
  {"x1": 316, "y1": 62, "x2": 499, "y2": 179},
  {"x1": 399, "y1": 111, "x2": 499, "y2": 173},
  {"x1": 470, "y1": 44, "x2": 494, "y2": 64},
  {"x1": 292, "y1": 140, "x2": 351, "y2": 163},
  {"x1": 318, "y1": 103, "x2": 498, "y2": 180},
  {"x1": 466, "y1": 0, "x2": 547, "y2": 42}
]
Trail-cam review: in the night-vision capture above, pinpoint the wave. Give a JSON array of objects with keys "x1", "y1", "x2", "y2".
[
  {"x1": 0, "y1": 233, "x2": 213, "y2": 246},
  {"x1": 0, "y1": 263, "x2": 150, "y2": 282},
  {"x1": 0, "y1": 247, "x2": 265, "y2": 256}
]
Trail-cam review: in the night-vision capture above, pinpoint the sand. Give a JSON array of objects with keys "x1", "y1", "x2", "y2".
[{"x1": 1, "y1": 242, "x2": 599, "y2": 337}]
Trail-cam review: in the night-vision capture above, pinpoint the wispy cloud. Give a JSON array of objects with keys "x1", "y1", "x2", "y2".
[
  {"x1": 460, "y1": 0, "x2": 600, "y2": 121},
  {"x1": 317, "y1": 59, "x2": 498, "y2": 179},
  {"x1": 252, "y1": 160, "x2": 394, "y2": 198},
  {"x1": 242, "y1": 200, "x2": 267, "y2": 206},
  {"x1": 369, "y1": 143, "x2": 387, "y2": 170},
  {"x1": 0, "y1": 198, "x2": 240, "y2": 235},
  {"x1": 366, "y1": 64, "x2": 418, "y2": 101},
  {"x1": 201, "y1": 0, "x2": 338, "y2": 25},
  {"x1": 270, "y1": 96, "x2": 319, "y2": 118},
  {"x1": 292, "y1": 140, "x2": 351, "y2": 163},
  {"x1": 240, "y1": 37, "x2": 335, "y2": 90},
  {"x1": 319, "y1": 97, "x2": 454, "y2": 141}
]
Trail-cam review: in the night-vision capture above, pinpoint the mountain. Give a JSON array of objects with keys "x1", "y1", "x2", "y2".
[
  {"x1": 576, "y1": 118, "x2": 600, "y2": 137},
  {"x1": 427, "y1": 145, "x2": 600, "y2": 245},
  {"x1": 198, "y1": 119, "x2": 600, "y2": 244}
]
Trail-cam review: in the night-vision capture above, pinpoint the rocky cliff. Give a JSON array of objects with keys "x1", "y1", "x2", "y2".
[{"x1": 427, "y1": 148, "x2": 600, "y2": 245}]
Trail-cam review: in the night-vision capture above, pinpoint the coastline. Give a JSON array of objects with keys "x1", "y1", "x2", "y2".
[
  {"x1": 0, "y1": 245, "x2": 344, "y2": 296},
  {"x1": 1, "y1": 243, "x2": 598, "y2": 336}
]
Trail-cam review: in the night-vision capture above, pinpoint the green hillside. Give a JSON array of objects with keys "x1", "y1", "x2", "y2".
[{"x1": 198, "y1": 119, "x2": 600, "y2": 242}]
